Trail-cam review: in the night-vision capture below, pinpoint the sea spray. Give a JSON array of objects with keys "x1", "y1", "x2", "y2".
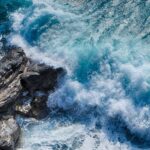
[{"x1": 2, "y1": 0, "x2": 150, "y2": 149}]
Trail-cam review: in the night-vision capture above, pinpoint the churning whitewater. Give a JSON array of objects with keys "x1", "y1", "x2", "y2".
[{"x1": 1, "y1": 0, "x2": 150, "y2": 149}]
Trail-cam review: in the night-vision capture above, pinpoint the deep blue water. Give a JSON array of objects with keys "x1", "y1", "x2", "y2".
[{"x1": 1, "y1": 0, "x2": 150, "y2": 150}]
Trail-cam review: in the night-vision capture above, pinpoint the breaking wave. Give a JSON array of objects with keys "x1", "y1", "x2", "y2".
[{"x1": 1, "y1": 0, "x2": 150, "y2": 149}]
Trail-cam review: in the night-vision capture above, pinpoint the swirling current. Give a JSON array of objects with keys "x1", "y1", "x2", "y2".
[{"x1": 0, "y1": 0, "x2": 150, "y2": 149}]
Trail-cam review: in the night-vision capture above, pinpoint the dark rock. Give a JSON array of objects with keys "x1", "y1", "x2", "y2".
[
  {"x1": 0, "y1": 47, "x2": 28, "y2": 112},
  {"x1": 18, "y1": 62, "x2": 66, "y2": 119},
  {"x1": 20, "y1": 63, "x2": 65, "y2": 94},
  {"x1": 0, "y1": 116, "x2": 20, "y2": 150},
  {"x1": 30, "y1": 94, "x2": 49, "y2": 119},
  {"x1": 0, "y1": 45, "x2": 66, "y2": 149},
  {"x1": 15, "y1": 94, "x2": 49, "y2": 119},
  {"x1": 15, "y1": 103, "x2": 31, "y2": 117},
  {"x1": 0, "y1": 46, "x2": 65, "y2": 114},
  {"x1": 0, "y1": 47, "x2": 27, "y2": 87}
]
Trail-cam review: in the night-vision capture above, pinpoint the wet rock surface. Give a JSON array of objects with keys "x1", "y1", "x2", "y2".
[
  {"x1": 0, "y1": 116, "x2": 20, "y2": 150},
  {"x1": 0, "y1": 47, "x2": 27, "y2": 112},
  {"x1": 15, "y1": 93, "x2": 49, "y2": 119},
  {"x1": 20, "y1": 62, "x2": 65, "y2": 94},
  {"x1": 0, "y1": 46, "x2": 65, "y2": 114},
  {"x1": 0, "y1": 46, "x2": 66, "y2": 149}
]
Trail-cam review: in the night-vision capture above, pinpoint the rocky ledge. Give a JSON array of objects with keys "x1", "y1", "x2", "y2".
[{"x1": 0, "y1": 46, "x2": 66, "y2": 150}]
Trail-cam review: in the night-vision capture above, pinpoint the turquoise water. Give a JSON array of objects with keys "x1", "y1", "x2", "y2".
[{"x1": 1, "y1": 0, "x2": 150, "y2": 149}]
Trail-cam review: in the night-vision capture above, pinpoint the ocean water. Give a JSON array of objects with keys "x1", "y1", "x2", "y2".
[{"x1": 1, "y1": 0, "x2": 150, "y2": 149}]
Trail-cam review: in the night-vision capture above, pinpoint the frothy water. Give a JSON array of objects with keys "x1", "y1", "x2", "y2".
[{"x1": 2, "y1": 0, "x2": 150, "y2": 149}]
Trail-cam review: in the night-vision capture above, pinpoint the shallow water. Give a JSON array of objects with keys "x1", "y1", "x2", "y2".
[{"x1": 1, "y1": 0, "x2": 150, "y2": 149}]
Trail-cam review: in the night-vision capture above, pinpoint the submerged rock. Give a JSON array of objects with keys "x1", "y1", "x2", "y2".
[{"x1": 0, "y1": 116, "x2": 20, "y2": 150}]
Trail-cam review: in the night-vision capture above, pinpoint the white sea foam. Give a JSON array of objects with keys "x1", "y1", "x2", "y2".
[{"x1": 9, "y1": 0, "x2": 150, "y2": 149}]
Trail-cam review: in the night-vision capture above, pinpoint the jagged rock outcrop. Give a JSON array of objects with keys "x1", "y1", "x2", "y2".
[
  {"x1": 0, "y1": 46, "x2": 65, "y2": 114},
  {"x1": 0, "y1": 47, "x2": 27, "y2": 112},
  {"x1": 15, "y1": 93, "x2": 49, "y2": 119},
  {"x1": 20, "y1": 62, "x2": 65, "y2": 94},
  {"x1": 0, "y1": 116, "x2": 20, "y2": 150},
  {"x1": 0, "y1": 46, "x2": 66, "y2": 149},
  {"x1": 16, "y1": 61, "x2": 65, "y2": 119}
]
